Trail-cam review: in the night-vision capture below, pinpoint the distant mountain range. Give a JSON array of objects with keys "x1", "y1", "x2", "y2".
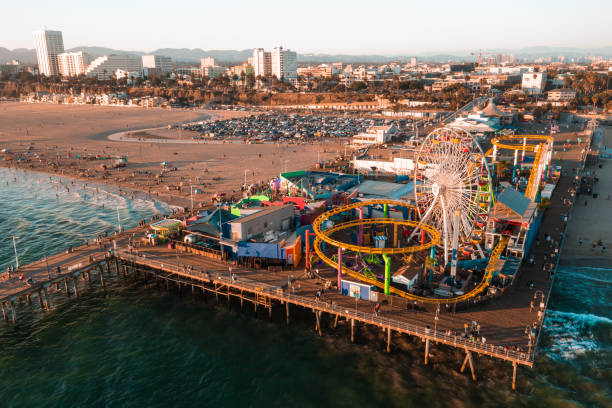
[{"x1": 1, "y1": 45, "x2": 611, "y2": 65}]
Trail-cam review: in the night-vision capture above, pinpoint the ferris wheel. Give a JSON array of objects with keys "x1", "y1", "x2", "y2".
[{"x1": 413, "y1": 127, "x2": 493, "y2": 264}]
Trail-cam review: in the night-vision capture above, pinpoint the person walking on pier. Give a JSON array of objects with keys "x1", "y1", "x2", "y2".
[{"x1": 375, "y1": 303, "x2": 381, "y2": 316}]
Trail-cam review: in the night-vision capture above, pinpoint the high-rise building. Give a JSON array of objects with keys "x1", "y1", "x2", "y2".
[
  {"x1": 410, "y1": 57, "x2": 417, "y2": 67},
  {"x1": 142, "y1": 55, "x2": 172, "y2": 75},
  {"x1": 85, "y1": 55, "x2": 143, "y2": 80},
  {"x1": 252, "y1": 48, "x2": 272, "y2": 77},
  {"x1": 33, "y1": 30, "x2": 64, "y2": 76},
  {"x1": 57, "y1": 51, "x2": 90, "y2": 76},
  {"x1": 271, "y1": 46, "x2": 297, "y2": 81}
]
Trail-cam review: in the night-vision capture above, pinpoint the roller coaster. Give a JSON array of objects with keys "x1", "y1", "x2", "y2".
[
  {"x1": 488, "y1": 135, "x2": 554, "y2": 201},
  {"x1": 312, "y1": 200, "x2": 508, "y2": 304},
  {"x1": 310, "y1": 129, "x2": 553, "y2": 304}
]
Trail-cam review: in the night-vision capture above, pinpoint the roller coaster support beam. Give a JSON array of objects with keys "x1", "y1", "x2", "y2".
[
  {"x1": 512, "y1": 149, "x2": 519, "y2": 182},
  {"x1": 305, "y1": 230, "x2": 310, "y2": 270},
  {"x1": 383, "y1": 253, "x2": 391, "y2": 295},
  {"x1": 358, "y1": 207, "x2": 364, "y2": 246},
  {"x1": 383, "y1": 203, "x2": 389, "y2": 218},
  {"x1": 337, "y1": 247, "x2": 343, "y2": 292},
  {"x1": 450, "y1": 211, "x2": 460, "y2": 282}
]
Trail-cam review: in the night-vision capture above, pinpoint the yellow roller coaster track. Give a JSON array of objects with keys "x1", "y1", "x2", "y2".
[
  {"x1": 487, "y1": 135, "x2": 554, "y2": 201},
  {"x1": 312, "y1": 199, "x2": 510, "y2": 304}
]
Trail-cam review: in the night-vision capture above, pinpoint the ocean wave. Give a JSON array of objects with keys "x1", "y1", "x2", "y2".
[{"x1": 543, "y1": 310, "x2": 611, "y2": 360}]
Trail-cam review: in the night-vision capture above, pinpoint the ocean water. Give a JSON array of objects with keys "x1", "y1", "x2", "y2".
[{"x1": 0, "y1": 168, "x2": 610, "y2": 408}]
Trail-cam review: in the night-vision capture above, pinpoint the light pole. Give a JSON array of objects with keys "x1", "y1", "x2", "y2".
[
  {"x1": 12, "y1": 235, "x2": 20, "y2": 269},
  {"x1": 190, "y1": 183, "x2": 194, "y2": 212},
  {"x1": 434, "y1": 303, "x2": 440, "y2": 336}
]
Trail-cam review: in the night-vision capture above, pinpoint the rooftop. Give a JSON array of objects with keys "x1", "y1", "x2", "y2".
[{"x1": 230, "y1": 204, "x2": 294, "y2": 224}]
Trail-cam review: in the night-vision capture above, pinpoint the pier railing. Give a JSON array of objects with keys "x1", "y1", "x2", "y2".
[{"x1": 117, "y1": 250, "x2": 534, "y2": 365}]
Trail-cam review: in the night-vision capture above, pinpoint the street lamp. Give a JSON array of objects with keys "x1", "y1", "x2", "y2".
[
  {"x1": 434, "y1": 303, "x2": 440, "y2": 336},
  {"x1": 190, "y1": 183, "x2": 194, "y2": 212},
  {"x1": 12, "y1": 235, "x2": 20, "y2": 269}
]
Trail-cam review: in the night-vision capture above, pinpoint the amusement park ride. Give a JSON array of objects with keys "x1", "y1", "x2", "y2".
[{"x1": 310, "y1": 126, "x2": 554, "y2": 304}]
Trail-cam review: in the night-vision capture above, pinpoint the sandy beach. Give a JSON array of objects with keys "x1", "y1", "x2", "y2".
[
  {"x1": 562, "y1": 125, "x2": 612, "y2": 263},
  {"x1": 0, "y1": 103, "x2": 340, "y2": 206}
]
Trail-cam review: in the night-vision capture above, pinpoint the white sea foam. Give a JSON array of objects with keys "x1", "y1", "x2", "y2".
[{"x1": 543, "y1": 310, "x2": 611, "y2": 360}]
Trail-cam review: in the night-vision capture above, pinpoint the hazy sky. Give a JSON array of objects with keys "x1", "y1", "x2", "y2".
[{"x1": 4, "y1": 0, "x2": 611, "y2": 54}]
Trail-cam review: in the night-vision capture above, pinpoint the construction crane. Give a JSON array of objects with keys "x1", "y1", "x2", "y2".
[{"x1": 470, "y1": 49, "x2": 498, "y2": 68}]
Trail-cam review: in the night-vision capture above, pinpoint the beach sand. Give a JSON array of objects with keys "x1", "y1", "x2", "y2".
[
  {"x1": 0, "y1": 103, "x2": 340, "y2": 206},
  {"x1": 562, "y1": 125, "x2": 612, "y2": 263}
]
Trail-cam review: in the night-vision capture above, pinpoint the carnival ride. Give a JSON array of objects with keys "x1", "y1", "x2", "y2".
[
  {"x1": 310, "y1": 127, "x2": 553, "y2": 304},
  {"x1": 410, "y1": 127, "x2": 493, "y2": 266},
  {"x1": 311, "y1": 200, "x2": 508, "y2": 303},
  {"x1": 487, "y1": 135, "x2": 554, "y2": 201}
]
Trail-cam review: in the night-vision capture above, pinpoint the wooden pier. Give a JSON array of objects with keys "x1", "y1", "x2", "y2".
[{"x1": 0, "y1": 238, "x2": 533, "y2": 390}]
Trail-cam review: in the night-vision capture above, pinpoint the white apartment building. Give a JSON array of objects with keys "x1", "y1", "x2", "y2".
[
  {"x1": 85, "y1": 55, "x2": 143, "y2": 80},
  {"x1": 33, "y1": 30, "x2": 65, "y2": 76},
  {"x1": 272, "y1": 46, "x2": 297, "y2": 81},
  {"x1": 252, "y1": 48, "x2": 272, "y2": 77},
  {"x1": 200, "y1": 57, "x2": 216, "y2": 68},
  {"x1": 58, "y1": 51, "x2": 90, "y2": 76},
  {"x1": 142, "y1": 55, "x2": 172, "y2": 75},
  {"x1": 521, "y1": 72, "x2": 548, "y2": 95},
  {"x1": 547, "y1": 88, "x2": 576, "y2": 102}
]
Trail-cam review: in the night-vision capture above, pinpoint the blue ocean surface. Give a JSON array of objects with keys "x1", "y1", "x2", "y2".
[{"x1": 0, "y1": 167, "x2": 610, "y2": 407}]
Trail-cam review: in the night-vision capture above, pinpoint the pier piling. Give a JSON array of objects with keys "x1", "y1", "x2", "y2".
[
  {"x1": 1, "y1": 302, "x2": 6, "y2": 321},
  {"x1": 73, "y1": 278, "x2": 79, "y2": 299},
  {"x1": 387, "y1": 328, "x2": 392, "y2": 353},
  {"x1": 512, "y1": 362, "x2": 518, "y2": 391},
  {"x1": 350, "y1": 318, "x2": 355, "y2": 343},
  {"x1": 43, "y1": 287, "x2": 51, "y2": 309},
  {"x1": 425, "y1": 338, "x2": 430, "y2": 364},
  {"x1": 10, "y1": 300, "x2": 16, "y2": 324}
]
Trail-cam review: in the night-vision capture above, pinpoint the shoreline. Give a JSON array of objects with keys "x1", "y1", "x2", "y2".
[
  {"x1": 0, "y1": 165, "x2": 186, "y2": 210},
  {"x1": 558, "y1": 256, "x2": 612, "y2": 268}
]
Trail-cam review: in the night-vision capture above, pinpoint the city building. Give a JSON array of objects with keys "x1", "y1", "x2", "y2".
[
  {"x1": 229, "y1": 63, "x2": 254, "y2": 77},
  {"x1": 547, "y1": 88, "x2": 576, "y2": 102},
  {"x1": 85, "y1": 55, "x2": 143, "y2": 80},
  {"x1": 271, "y1": 46, "x2": 297, "y2": 81},
  {"x1": 202, "y1": 66, "x2": 228, "y2": 78},
  {"x1": 33, "y1": 29, "x2": 64, "y2": 76},
  {"x1": 352, "y1": 125, "x2": 398, "y2": 146},
  {"x1": 141, "y1": 55, "x2": 172, "y2": 76},
  {"x1": 252, "y1": 48, "x2": 272, "y2": 77},
  {"x1": 57, "y1": 51, "x2": 90, "y2": 76},
  {"x1": 174, "y1": 66, "x2": 201, "y2": 78},
  {"x1": 521, "y1": 72, "x2": 548, "y2": 95},
  {"x1": 200, "y1": 57, "x2": 216, "y2": 68}
]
